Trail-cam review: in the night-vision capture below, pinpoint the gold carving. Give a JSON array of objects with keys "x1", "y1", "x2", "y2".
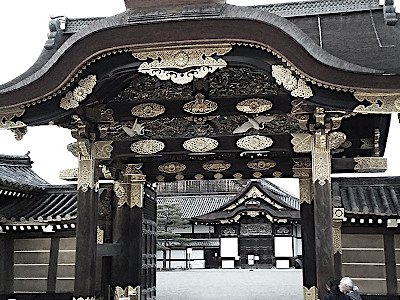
[
  {"x1": 271, "y1": 65, "x2": 313, "y2": 99},
  {"x1": 236, "y1": 135, "x2": 273, "y2": 150},
  {"x1": 236, "y1": 98, "x2": 273, "y2": 114},
  {"x1": 10, "y1": 126, "x2": 27, "y2": 140},
  {"x1": 291, "y1": 133, "x2": 313, "y2": 153},
  {"x1": 114, "y1": 285, "x2": 140, "y2": 300},
  {"x1": 97, "y1": 226, "x2": 104, "y2": 245},
  {"x1": 312, "y1": 134, "x2": 331, "y2": 185},
  {"x1": 183, "y1": 137, "x2": 218, "y2": 152},
  {"x1": 214, "y1": 173, "x2": 223, "y2": 179},
  {"x1": 125, "y1": 164, "x2": 144, "y2": 175},
  {"x1": 333, "y1": 208, "x2": 345, "y2": 220},
  {"x1": 114, "y1": 181, "x2": 144, "y2": 208},
  {"x1": 202, "y1": 160, "x2": 231, "y2": 172},
  {"x1": 159, "y1": 162, "x2": 186, "y2": 174},
  {"x1": 183, "y1": 93, "x2": 217, "y2": 114},
  {"x1": 78, "y1": 157, "x2": 95, "y2": 192},
  {"x1": 353, "y1": 92, "x2": 400, "y2": 113},
  {"x1": 59, "y1": 168, "x2": 79, "y2": 180},
  {"x1": 156, "y1": 175, "x2": 165, "y2": 181},
  {"x1": 272, "y1": 171, "x2": 282, "y2": 178},
  {"x1": 130, "y1": 139, "x2": 165, "y2": 154},
  {"x1": 333, "y1": 220, "x2": 342, "y2": 254},
  {"x1": 73, "y1": 297, "x2": 96, "y2": 300},
  {"x1": 93, "y1": 141, "x2": 113, "y2": 159},
  {"x1": 303, "y1": 286, "x2": 318, "y2": 300},
  {"x1": 329, "y1": 132, "x2": 346, "y2": 149},
  {"x1": 0, "y1": 107, "x2": 26, "y2": 129},
  {"x1": 113, "y1": 181, "x2": 128, "y2": 203},
  {"x1": 247, "y1": 159, "x2": 276, "y2": 171},
  {"x1": 101, "y1": 165, "x2": 113, "y2": 179},
  {"x1": 175, "y1": 174, "x2": 185, "y2": 180},
  {"x1": 233, "y1": 173, "x2": 243, "y2": 179},
  {"x1": 132, "y1": 44, "x2": 232, "y2": 85},
  {"x1": 299, "y1": 177, "x2": 312, "y2": 204},
  {"x1": 194, "y1": 174, "x2": 204, "y2": 180},
  {"x1": 253, "y1": 172, "x2": 262, "y2": 178},
  {"x1": 131, "y1": 103, "x2": 166, "y2": 118},
  {"x1": 354, "y1": 157, "x2": 387, "y2": 172},
  {"x1": 60, "y1": 75, "x2": 96, "y2": 110}
]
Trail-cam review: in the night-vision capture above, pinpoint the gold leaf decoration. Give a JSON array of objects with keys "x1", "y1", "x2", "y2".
[
  {"x1": 233, "y1": 173, "x2": 243, "y2": 179},
  {"x1": 175, "y1": 174, "x2": 184, "y2": 180},
  {"x1": 236, "y1": 135, "x2": 273, "y2": 150},
  {"x1": 214, "y1": 173, "x2": 223, "y2": 179},
  {"x1": 273, "y1": 171, "x2": 282, "y2": 178},
  {"x1": 247, "y1": 159, "x2": 276, "y2": 171},
  {"x1": 271, "y1": 65, "x2": 313, "y2": 99},
  {"x1": 158, "y1": 162, "x2": 186, "y2": 173},
  {"x1": 130, "y1": 139, "x2": 165, "y2": 154},
  {"x1": 194, "y1": 174, "x2": 204, "y2": 180},
  {"x1": 183, "y1": 93, "x2": 218, "y2": 115},
  {"x1": 329, "y1": 132, "x2": 346, "y2": 149},
  {"x1": 60, "y1": 75, "x2": 97, "y2": 110},
  {"x1": 202, "y1": 160, "x2": 231, "y2": 172},
  {"x1": 132, "y1": 44, "x2": 232, "y2": 85},
  {"x1": 131, "y1": 103, "x2": 166, "y2": 118},
  {"x1": 156, "y1": 175, "x2": 165, "y2": 181},
  {"x1": 183, "y1": 137, "x2": 219, "y2": 152},
  {"x1": 236, "y1": 98, "x2": 273, "y2": 114},
  {"x1": 253, "y1": 172, "x2": 262, "y2": 178}
]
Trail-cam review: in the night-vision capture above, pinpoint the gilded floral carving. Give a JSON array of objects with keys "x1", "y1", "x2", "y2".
[
  {"x1": 202, "y1": 160, "x2": 231, "y2": 172},
  {"x1": 0, "y1": 107, "x2": 26, "y2": 129},
  {"x1": 131, "y1": 103, "x2": 166, "y2": 118},
  {"x1": 353, "y1": 92, "x2": 400, "y2": 113},
  {"x1": 236, "y1": 98, "x2": 273, "y2": 114},
  {"x1": 158, "y1": 162, "x2": 186, "y2": 174},
  {"x1": 183, "y1": 93, "x2": 217, "y2": 115},
  {"x1": 183, "y1": 137, "x2": 219, "y2": 152},
  {"x1": 130, "y1": 139, "x2": 165, "y2": 155},
  {"x1": 114, "y1": 285, "x2": 140, "y2": 300},
  {"x1": 236, "y1": 135, "x2": 273, "y2": 151},
  {"x1": 271, "y1": 65, "x2": 313, "y2": 99},
  {"x1": 247, "y1": 159, "x2": 276, "y2": 171},
  {"x1": 93, "y1": 141, "x2": 113, "y2": 159},
  {"x1": 354, "y1": 157, "x2": 387, "y2": 172},
  {"x1": 60, "y1": 75, "x2": 96, "y2": 110}
]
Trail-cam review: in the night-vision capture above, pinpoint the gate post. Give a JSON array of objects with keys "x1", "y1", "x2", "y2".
[
  {"x1": 111, "y1": 164, "x2": 155, "y2": 299},
  {"x1": 73, "y1": 140, "x2": 99, "y2": 300}
]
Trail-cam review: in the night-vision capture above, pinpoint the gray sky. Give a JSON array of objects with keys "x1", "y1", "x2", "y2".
[{"x1": 0, "y1": 0, "x2": 399, "y2": 197}]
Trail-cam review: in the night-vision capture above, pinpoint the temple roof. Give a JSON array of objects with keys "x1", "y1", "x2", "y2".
[
  {"x1": 333, "y1": 177, "x2": 400, "y2": 217},
  {"x1": 0, "y1": 154, "x2": 49, "y2": 190}
]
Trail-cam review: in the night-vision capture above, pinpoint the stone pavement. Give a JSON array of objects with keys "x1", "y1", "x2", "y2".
[{"x1": 157, "y1": 269, "x2": 303, "y2": 300}]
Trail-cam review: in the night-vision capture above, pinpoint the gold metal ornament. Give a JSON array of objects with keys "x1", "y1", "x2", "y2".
[
  {"x1": 329, "y1": 132, "x2": 346, "y2": 150},
  {"x1": 131, "y1": 103, "x2": 166, "y2": 118},
  {"x1": 114, "y1": 285, "x2": 140, "y2": 300},
  {"x1": 333, "y1": 221, "x2": 342, "y2": 254},
  {"x1": 236, "y1": 98, "x2": 273, "y2": 114},
  {"x1": 194, "y1": 174, "x2": 204, "y2": 180},
  {"x1": 236, "y1": 135, "x2": 273, "y2": 150},
  {"x1": 73, "y1": 297, "x2": 96, "y2": 300},
  {"x1": 303, "y1": 286, "x2": 318, "y2": 300},
  {"x1": 175, "y1": 174, "x2": 185, "y2": 180},
  {"x1": 78, "y1": 157, "x2": 95, "y2": 192},
  {"x1": 247, "y1": 159, "x2": 276, "y2": 171},
  {"x1": 353, "y1": 92, "x2": 400, "y2": 113},
  {"x1": 183, "y1": 137, "x2": 219, "y2": 152},
  {"x1": 214, "y1": 173, "x2": 223, "y2": 179},
  {"x1": 59, "y1": 168, "x2": 79, "y2": 180},
  {"x1": 10, "y1": 126, "x2": 27, "y2": 140},
  {"x1": 271, "y1": 65, "x2": 313, "y2": 99},
  {"x1": 93, "y1": 141, "x2": 113, "y2": 159},
  {"x1": 291, "y1": 133, "x2": 313, "y2": 153},
  {"x1": 202, "y1": 160, "x2": 231, "y2": 172},
  {"x1": 272, "y1": 171, "x2": 282, "y2": 178},
  {"x1": 132, "y1": 44, "x2": 232, "y2": 85},
  {"x1": 253, "y1": 172, "x2": 262, "y2": 178},
  {"x1": 130, "y1": 139, "x2": 165, "y2": 154},
  {"x1": 233, "y1": 173, "x2": 243, "y2": 179},
  {"x1": 158, "y1": 162, "x2": 186, "y2": 173},
  {"x1": 156, "y1": 175, "x2": 165, "y2": 181},
  {"x1": 0, "y1": 107, "x2": 26, "y2": 129},
  {"x1": 354, "y1": 157, "x2": 387, "y2": 172},
  {"x1": 312, "y1": 135, "x2": 331, "y2": 186},
  {"x1": 60, "y1": 75, "x2": 97, "y2": 110},
  {"x1": 183, "y1": 93, "x2": 218, "y2": 115},
  {"x1": 97, "y1": 226, "x2": 104, "y2": 245}
]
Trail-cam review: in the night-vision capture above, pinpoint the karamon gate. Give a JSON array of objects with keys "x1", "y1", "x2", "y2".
[{"x1": 0, "y1": 0, "x2": 400, "y2": 299}]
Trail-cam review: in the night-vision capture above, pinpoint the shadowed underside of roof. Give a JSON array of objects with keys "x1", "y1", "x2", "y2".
[{"x1": 333, "y1": 177, "x2": 400, "y2": 217}]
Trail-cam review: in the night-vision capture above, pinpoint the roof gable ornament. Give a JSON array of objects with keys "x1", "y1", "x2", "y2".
[{"x1": 131, "y1": 44, "x2": 232, "y2": 85}]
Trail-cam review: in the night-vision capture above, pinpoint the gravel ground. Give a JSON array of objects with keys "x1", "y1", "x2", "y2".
[{"x1": 156, "y1": 269, "x2": 303, "y2": 300}]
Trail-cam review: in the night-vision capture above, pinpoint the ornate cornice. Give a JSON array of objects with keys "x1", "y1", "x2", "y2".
[
  {"x1": 354, "y1": 157, "x2": 387, "y2": 172},
  {"x1": 0, "y1": 107, "x2": 26, "y2": 129},
  {"x1": 353, "y1": 92, "x2": 400, "y2": 113}
]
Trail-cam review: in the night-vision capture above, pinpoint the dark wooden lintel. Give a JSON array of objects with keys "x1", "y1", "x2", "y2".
[{"x1": 97, "y1": 243, "x2": 122, "y2": 257}]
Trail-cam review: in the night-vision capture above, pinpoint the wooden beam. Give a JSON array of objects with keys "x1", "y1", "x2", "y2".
[
  {"x1": 47, "y1": 237, "x2": 60, "y2": 293},
  {"x1": 0, "y1": 236, "x2": 14, "y2": 294},
  {"x1": 384, "y1": 232, "x2": 398, "y2": 294},
  {"x1": 301, "y1": 202, "x2": 317, "y2": 288},
  {"x1": 97, "y1": 243, "x2": 122, "y2": 257}
]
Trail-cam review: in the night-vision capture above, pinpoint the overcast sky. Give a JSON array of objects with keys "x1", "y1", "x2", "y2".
[{"x1": 0, "y1": 0, "x2": 399, "y2": 196}]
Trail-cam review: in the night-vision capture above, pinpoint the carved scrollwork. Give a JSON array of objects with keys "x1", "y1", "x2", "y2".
[
  {"x1": 247, "y1": 159, "x2": 276, "y2": 171},
  {"x1": 59, "y1": 168, "x2": 79, "y2": 180},
  {"x1": 158, "y1": 162, "x2": 186, "y2": 173},
  {"x1": 354, "y1": 157, "x2": 387, "y2": 172},
  {"x1": 312, "y1": 143, "x2": 331, "y2": 185},
  {"x1": 113, "y1": 181, "x2": 143, "y2": 208},
  {"x1": 272, "y1": 171, "x2": 282, "y2": 178},
  {"x1": 271, "y1": 65, "x2": 313, "y2": 99},
  {"x1": 236, "y1": 98, "x2": 273, "y2": 114},
  {"x1": 93, "y1": 141, "x2": 113, "y2": 159},
  {"x1": 10, "y1": 126, "x2": 27, "y2": 140},
  {"x1": 333, "y1": 220, "x2": 342, "y2": 254},
  {"x1": 353, "y1": 92, "x2": 400, "y2": 113},
  {"x1": 183, "y1": 93, "x2": 217, "y2": 114},
  {"x1": 328, "y1": 132, "x2": 346, "y2": 150},
  {"x1": 236, "y1": 135, "x2": 273, "y2": 151},
  {"x1": 253, "y1": 172, "x2": 262, "y2": 178},
  {"x1": 131, "y1": 102, "x2": 166, "y2": 118},
  {"x1": 202, "y1": 160, "x2": 231, "y2": 172},
  {"x1": 304, "y1": 286, "x2": 318, "y2": 300},
  {"x1": 183, "y1": 137, "x2": 219, "y2": 152},
  {"x1": 97, "y1": 226, "x2": 104, "y2": 245},
  {"x1": 132, "y1": 44, "x2": 232, "y2": 84},
  {"x1": 0, "y1": 107, "x2": 26, "y2": 129},
  {"x1": 60, "y1": 75, "x2": 96, "y2": 110},
  {"x1": 291, "y1": 133, "x2": 313, "y2": 153},
  {"x1": 130, "y1": 139, "x2": 165, "y2": 154},
  {"x1": 78, "y1": 157, "x2": 95, "y2": 192},
  {"x1": 194, "y1": 174, "x2": 204, "y2": 180}
]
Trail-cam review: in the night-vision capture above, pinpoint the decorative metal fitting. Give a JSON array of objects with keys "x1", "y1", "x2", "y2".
[
  {"x1": 247, "y1": 159, "x2": 276, "y2": 171},
  {"x1": 183, "y1": 93, "x2": 217, "y2": 115},
  {"x1": 353, "y1": 92, "x2": 400, "y2": 113},
  {"x1": 354, "y1": 157, "x2": 387, "y2": 172},
  {"x1": 131, "y1": 102, "x2": 166, "y2": 118},
  {"x1": 182, "y1": 137, "x2": 218, "y2": 152},
  {"x1": 114, "y1": 285, "x2": 140, "y2": 300},
  {"x1": 202, "y1": 160, "x2": 231, "y2": 172},
  {"x1": 236, "y1": 135, "x2": 273, "y2": 151},
  {"x1": 158, "y1": 162, "x2": 186, "y2": 174},
  {"x1": 130, "y1": 139, "x2": 165, "y2": 155},
  {"x1": 271, "y1": 65, "x2": 313, "y2": 99},
  {"x1": 60, "y1": 75, "x2": 97, "y2": 110},
  {"x1": 236, "y1": 98, "x2": 273, "y2": 114}
]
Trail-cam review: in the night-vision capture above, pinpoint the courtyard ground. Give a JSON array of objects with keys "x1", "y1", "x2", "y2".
[{"x1": 156, "y1": 269, "x2": 303, "y2": 300}]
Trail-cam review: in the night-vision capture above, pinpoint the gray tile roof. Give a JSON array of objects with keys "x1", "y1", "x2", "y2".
[
  {"x1": 0, "y1": 154, "x2": 49, "y2": 189},
  {"x1": 333, "y1": 177, "x2": 400, "y2": 216},
  {"x1": 255, "y1": 0, "x2": 381, "y2": 18},
  {"x1": 0, "y1": 186, "x2": 77, "y2": 223}
]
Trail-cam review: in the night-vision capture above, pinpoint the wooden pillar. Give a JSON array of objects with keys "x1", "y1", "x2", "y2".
[
  {"x1": 47, "y1": 237, "x2": 60, "y2": 293},
  {"x1": 73, "y1": 141, "x2": 99, "y2": 299},
  {"x1": 111, "y1": 164, "x2": 145, "y2": 298},
  {"x1": 384, "y1": 232, "x2": 398, "y2": 295},
  {"x1": 0, "y1": 235, "x2": 14, "y2": 295}
]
